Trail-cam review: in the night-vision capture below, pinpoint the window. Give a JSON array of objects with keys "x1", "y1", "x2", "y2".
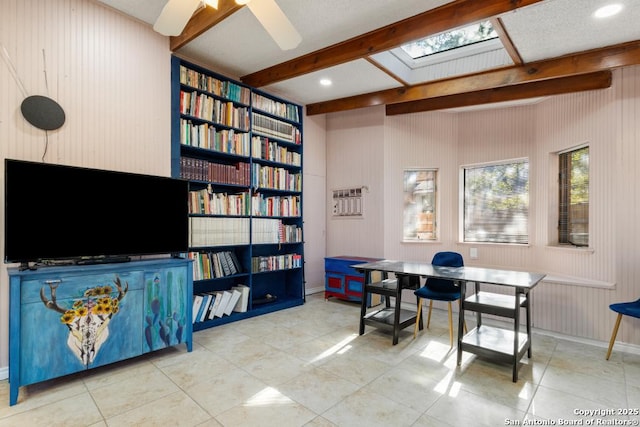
[
  {"x1": 400, "y1": 20, "x2": 498, "y2": 60},
  {"x1": 559, "y1": 146, "x2": 589, "y2": 246},
  {"x1": 463, "y1": 159, "x2": 529, "y2": 244},
  {"x1": 403, "y1": 169, "x2": 437, "y2": 241}
]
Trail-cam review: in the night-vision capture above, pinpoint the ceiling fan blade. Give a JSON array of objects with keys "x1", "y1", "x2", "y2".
[
  {"x1": 247, "y1": 0, "x2": 302, "y2": 50},
  {"x1": 153, "y1": 0, "x2": 202, "y2": 36}
]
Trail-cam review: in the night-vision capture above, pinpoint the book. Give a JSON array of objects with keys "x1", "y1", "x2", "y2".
[
  {"x1": 202, "y1": 292, "x2": 217, "y2": 320},
  {"x1": 198, "y1": 293, "x2": 212, "y2": 322},
  {"x1": 220, "y1": 252, "x2": 231, "y2": 276},
  {"x1": 192, "y1": 294, "x2": 204, "y2": 323},
  {"x1": 229, "y1": 251, "x2": 242, "y2": 274},
  {"x1": 224, "y1": 289, "x2": 242, "y2": 316},
  {"x1": 210, "y1": 252, "x2": 221, "y2": 278},
  {"x1": 208, "y1": 292, "x2": 223, "y2": 320},
  {"x1": 232, "y1": 284, "x2": 249, "y2": 313},
  {"x1": 224, "y1": 251, "x2": 237, "y2": 275},
  {"x1": 215, "y1": 290, "x2": 232, "y2": 317}
]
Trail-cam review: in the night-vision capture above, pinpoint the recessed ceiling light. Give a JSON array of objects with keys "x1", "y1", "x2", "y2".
[
  {"x1": 320, "y1": 78, "x2": 332, "y2": 86},
  {"x1": 594, "y1": 3, "x2": 623, "y2": 18}
]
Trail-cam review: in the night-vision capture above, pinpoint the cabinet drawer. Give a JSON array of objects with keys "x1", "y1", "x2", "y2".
[{"x1": 21, "y1": 271, "x2": 144, "y2": 304}]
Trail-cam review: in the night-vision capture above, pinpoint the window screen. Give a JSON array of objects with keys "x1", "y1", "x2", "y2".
[{"x1": 463, "y1": 160, "x2": 529, "y2": 244}]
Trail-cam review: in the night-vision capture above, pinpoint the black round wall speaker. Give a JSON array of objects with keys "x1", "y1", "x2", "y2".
[{"x1": 20, "y1": 95, "x2": 65, "y2": 130}]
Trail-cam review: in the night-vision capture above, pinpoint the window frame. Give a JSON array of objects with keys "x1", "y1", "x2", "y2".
[
  {"x1": 557, "y1": 144, "x2": 589, "y2": 247},
  {"x1": 402, "y1": 168, "x2": 438, "y2": 242},
  {"x1": 459, "y1": 158, "x2": 530, "y2": 245}
]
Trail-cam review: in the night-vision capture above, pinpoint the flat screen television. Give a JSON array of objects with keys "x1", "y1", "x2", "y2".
[{"x1": 4, "y1": 159, "x2": 189, "y2": 266}]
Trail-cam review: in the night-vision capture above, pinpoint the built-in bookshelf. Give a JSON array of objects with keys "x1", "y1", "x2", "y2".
[{"x1": 171, "y1": 56, "x2": 304, "y2": 331}]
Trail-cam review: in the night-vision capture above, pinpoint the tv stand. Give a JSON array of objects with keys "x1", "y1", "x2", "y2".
[
  {"x1": 75, "y1": 255, "x2": 131, "y2": 265},
  {"x1": 7, "y1": 258, "x2": 193, "y2": 405}
]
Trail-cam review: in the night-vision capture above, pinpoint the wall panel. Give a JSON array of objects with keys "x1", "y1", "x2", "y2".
[
  {"x1": 326, "y1": 106, "x2": 385, "y2": 258},
  {"x1": 0, "y1": 0, "x2": 171, "y2": 369},
  {"x1": 325, "y1": 66, "x2": 640, "y2": 345}
]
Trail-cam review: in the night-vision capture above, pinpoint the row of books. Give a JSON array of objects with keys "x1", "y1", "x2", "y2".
[
  {"x1": 188, "y1": 188, "x2": 300, "y2": 217},
  {"x1": 252, "y1": 112, "x2": 301, "y2": 144},
  {"x1": 180, "y1": 157, "x2": 251, "y2": 186},
  {"x1": 189, "y1": 217, "x2": 250, "y2": 247},
  {"x1": 180, "y1": 65, "x2": 251, "y2": 105},
  {"x1": 180, "y1": 119, "x2": 251, "y2": 155},
  {"x1": 189, "y1": 188, "x2": 250, "y2": 216},
  {"x1": 185, "y1": 250, "x2": 243, "y2": 281},
  {"x1": 189, "y1": 217, "x2": 302, "y2": 247},
  {"x1": 251, "y1": 194, "x2": 300, "y2": 217},
  {"x1": 251, "y1": 92, "x2": 300, "y2": 123},
  {"x1": 252, "y1": 164, "x2": 302, "y2": 191},
  {"x1": 252, "y1": 218, "x2": 302, "y2": 244},
  {"x1": 180, "y1": 90, "x2": 250, "y2": 130},
  {"x1": 252, "y1": 253, "x2": 302, "y2": 273},
  {"x1": 192, "y1": 284, "x2": 250, "y2": 323},
  {"x1": 251, "y1": 135, "x2": 301, "y2": 166}
]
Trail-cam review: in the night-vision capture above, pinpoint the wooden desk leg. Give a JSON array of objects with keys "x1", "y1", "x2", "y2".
[{"x1": 359, "y1": 270, "x2": 370, "y2": 336}]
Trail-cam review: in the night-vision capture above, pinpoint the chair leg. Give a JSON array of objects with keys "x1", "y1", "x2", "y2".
[
  {"x1": 606, "y1": 313, "x2": 623, "y2": 360},
  {"x1": 414, "y1": 298, "x2": 423, "y2": 338},
  {"x1": 427, "y1": 300, "x2": 433, "y2": 329},
  {"x1": 447, "y1": 302, "x2": 453, "y2": 347}
]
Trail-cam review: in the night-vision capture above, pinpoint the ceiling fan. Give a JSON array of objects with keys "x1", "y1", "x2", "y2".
[{"x1": 153, "y1": 0, "x2": 302, "y2": 50}]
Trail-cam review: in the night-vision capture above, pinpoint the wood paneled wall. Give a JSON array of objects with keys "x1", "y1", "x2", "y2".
[
  {"x1": 327, "y1": 65, "x2": 640, "y2": 346},
  {"x1": 0, "y1": 0, "x2": 171, "y2": 369},
  {"x1": 326, "y1": 107, "x2": 386, "y2": 258}
]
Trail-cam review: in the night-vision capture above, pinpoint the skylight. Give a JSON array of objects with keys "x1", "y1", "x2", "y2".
[{"x1": 401, "y1": 20, "x2": 498, "y2": 60}]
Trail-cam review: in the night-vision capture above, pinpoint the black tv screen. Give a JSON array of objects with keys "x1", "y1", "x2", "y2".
[{"x1": 4, "y1": 159, "x2": 189, "y2": 264}]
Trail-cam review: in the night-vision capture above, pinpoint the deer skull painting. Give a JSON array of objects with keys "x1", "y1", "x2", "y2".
[{"x1": 40, "y1": 277, "x2": 128, "y2": 367}]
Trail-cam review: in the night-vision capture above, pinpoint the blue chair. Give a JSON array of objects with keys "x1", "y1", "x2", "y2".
[
  {"x1": 413, "y1": 251, "x2": 465, "y2": 346},
  {"x1": 606, "y1": 298, "x2": 640, "y2": 360}
]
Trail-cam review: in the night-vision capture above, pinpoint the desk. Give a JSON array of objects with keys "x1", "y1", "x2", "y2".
[{"x1": 352, "y1": 260, "x2": 545, "y2": 381}]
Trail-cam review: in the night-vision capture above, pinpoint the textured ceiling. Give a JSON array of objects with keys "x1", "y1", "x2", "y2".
[{"x1": 96, "y1": 0, "x2": 640, "y2": 108}]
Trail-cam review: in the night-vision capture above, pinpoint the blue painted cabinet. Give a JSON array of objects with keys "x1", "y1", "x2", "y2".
[
  {"x1": 324, "y1": 256, "x2": 382, "y2": 307},
  {"x1": 8, "y1": 258, "x2": 192, "y2": 406}
]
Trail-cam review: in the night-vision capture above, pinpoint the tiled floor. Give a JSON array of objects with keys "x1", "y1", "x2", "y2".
[{"x1": 1, "y1": 292, "x2": 639, "y2": 426}]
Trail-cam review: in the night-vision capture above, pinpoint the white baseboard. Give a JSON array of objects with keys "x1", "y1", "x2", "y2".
[{"x1": 306, "y1": 286, "x2": 324, "y2": 295}]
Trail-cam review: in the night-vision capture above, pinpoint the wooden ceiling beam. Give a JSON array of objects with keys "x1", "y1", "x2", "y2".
[
  {"x1": 169, "y1": 0, "x2": 244, "y2": 51},
  {"x1": 490, "y1": 17, "x2": 523, "y2": 65},
  {"x1": 386, "y1": 70, "x2": 612, "y2": 115},
  {"x1": 306, "y1": 40, "x2": 640, "y2": 115},
  {"x1": 240, "y1": 0, "x2": 545, "y2": 88}
]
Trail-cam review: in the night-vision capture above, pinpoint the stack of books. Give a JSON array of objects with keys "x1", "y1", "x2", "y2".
[{"x1": 191, "y1": 284, "x2": 250, "y2": 323}]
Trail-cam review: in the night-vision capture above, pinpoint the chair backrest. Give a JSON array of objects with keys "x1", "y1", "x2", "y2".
[{"x1": 426, "y1": 251, "x2": 464, "y2": 294}]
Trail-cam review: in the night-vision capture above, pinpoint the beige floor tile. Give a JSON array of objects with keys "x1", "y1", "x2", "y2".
[
  {"x1": 105, "y1": 391, "x2": 211, "y2": 426},
  {"x1": 425, "y1": 387, "x2": 526, "y2": 427},
  {"x1": 0, "y1": 392, "x2": 102, "y2": 427},
  {"x1": 279, "y1": 367, "x2": 361, "y2": 414},
  {"x1": 90, "y1": 365, "x2": 181, "y2": 418},
  {"x1": 241, "y1": 347, "x2": 310, "y2": 385},
  {"x1": 539, "y1": 364, "x2": 627, "y2": 408},
  {"x1": 4, "y1": 290, "x2": 640, "y2": 427},
  {"x1": 214, "y1": 388, "x2": 317, "y2": 427},
  {"x1": 183, "y1": 365, "x2": 269, "y2": 416},
  {"x1": 322, "y1": 388, "x2": 422, "y2": 427},
  {"x1": 527, "y1": 385, "x2": 613, "y2": 422}
]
